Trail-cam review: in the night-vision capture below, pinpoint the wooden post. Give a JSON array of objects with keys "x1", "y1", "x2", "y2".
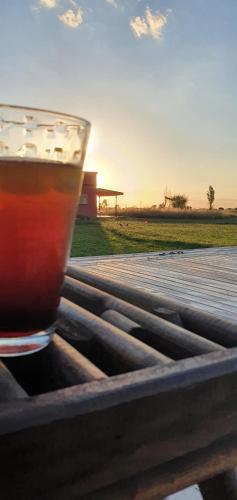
[{"x1": 115, "y1": 195, "x2": 118, "y2": 217}]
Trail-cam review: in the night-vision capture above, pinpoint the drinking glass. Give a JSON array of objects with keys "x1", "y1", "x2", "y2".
[{"x1": 0, "y1": 104, "x2": 90, "y2": 356}]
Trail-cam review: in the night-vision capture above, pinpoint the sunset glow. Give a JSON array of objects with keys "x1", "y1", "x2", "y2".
[
  {"x1": 1, "y1": 1, "x2": 237, "y2": 208},
  {"x1": 96, "y1": 173, "x2": 106, "y2": 188}
]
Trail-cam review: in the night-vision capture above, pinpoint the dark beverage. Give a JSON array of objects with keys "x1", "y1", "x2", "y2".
[{"x1": 0, "y1": 158, "x2": 82, "y2": 337}]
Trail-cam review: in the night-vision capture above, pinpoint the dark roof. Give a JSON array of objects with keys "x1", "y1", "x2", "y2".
[{"x1": 96, "y1": 188, "x2": 124, "y2": 197}]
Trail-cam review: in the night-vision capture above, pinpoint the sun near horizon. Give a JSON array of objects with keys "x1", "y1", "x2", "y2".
[{"x1": 0, "y1": 0, "x2": 236, "y2": 209}]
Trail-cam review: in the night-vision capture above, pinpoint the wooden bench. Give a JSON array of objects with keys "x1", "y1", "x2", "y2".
[{"x1": 0, "y1": 266, "x2": 237, "y2": 499}]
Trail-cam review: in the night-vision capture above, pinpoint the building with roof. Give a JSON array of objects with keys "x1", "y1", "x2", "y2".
[{"x1": 77, "y1": 171, "x2": 123, "y2": 217}]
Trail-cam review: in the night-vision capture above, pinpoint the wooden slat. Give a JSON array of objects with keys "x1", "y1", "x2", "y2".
[
  {"x1": 102, "y1": 254, "x2": 237, "y2": 283},
  {"x1": 58, "y1": 298, "x2": 171, "y2": 371},
  {"x1": 69, "y1": 247, "x2": 237, "y2": 321},
  {"x1": 89, "y1": 270, "x2": 237, "y2": 317},
  {"x1": 69, "y1": 252, "x2": 237, "y2": 500},
  {"x1": 0, "y1": 247, "x2": 235, "y2": 499},
  {"x1": 65, "y1": 265, "x2": 237, "y2": 500},
  {"x1": 63, "y1": 276, "x2": 225, "y2": 358},
  {"x1": 1, "y1": 350, "x2": 237, "y2": 499},
  {"x1": 100, "y1": 309, "x2": 185, "y2": 362},
  {"x1": 49, "y1": 334, "x2": 107, "y2": 384},
  {"x1": 5, "y1": 333, "x2": 107, "y2": 394},
  {"x1": 85, "y1": 260, "x2": 237, "y2": 297},
  {"x1": 78, "y1": 439, "x2": 237, "y2": 500},
  {"x1": 101, "y1": 309, "x2": 153, "y2": 342},
  {"x1": 76, "y1": 263, "x2": 237, "y2": 314},
  {"x1": 57, "y1": 298, "x2": 237, "y2": 500},
  {"x1": 66, "y1": 266, "x2": 237, "y2": 348}
]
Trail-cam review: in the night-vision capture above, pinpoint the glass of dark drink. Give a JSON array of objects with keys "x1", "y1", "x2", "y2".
[{"x1": 0, "y1": 104, "x2": 90, "y2": 356}]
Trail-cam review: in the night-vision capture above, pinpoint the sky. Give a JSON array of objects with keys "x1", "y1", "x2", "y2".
[{"x1": 0, "y1": 0, "x2": 237, "y2": 208}]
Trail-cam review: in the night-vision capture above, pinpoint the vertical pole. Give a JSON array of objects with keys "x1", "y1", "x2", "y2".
[
  {"x1": 98, "y1": 196, "x2": 100, "y2": 214},
  {"x1": 115, "y1": 196, "x2": 118, "y2": 217}
]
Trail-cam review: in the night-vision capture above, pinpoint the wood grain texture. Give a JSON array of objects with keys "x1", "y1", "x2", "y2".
[
  {"x1": 101, "y1": 309, "x2": 152, "y2": 344},
  {"x1": 58, "y1": 297, "x2": 171, "y2": 371},
  {"x1": 5, "y1": 333, "x2": 107, "y2": 395},
  {"x1": 66, "y1": 266, "x2": 237, "y2": 348},
  {"x1": 49, "y1": 334, "x2": 108, "y2": 384},
  {"x1": 1, "y1": 350, "x2": 237, "y2": 499},
  {"x1": 0, "y1": 247, "x2": 236, "y2": 499},
  {"x1": 63, "y1": 277, "x2": 225, "y2": 359},
  {"x1": 79, "y1": 438, "x2": 237, "y2": 500},
  {"x1": 69, "y1": 247, "x2": 237, "y2": 321}
]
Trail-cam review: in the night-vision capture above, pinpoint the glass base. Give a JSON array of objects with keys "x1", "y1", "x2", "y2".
[{"x1": 0, "y1": 328, "x2": 54, "y2": 357}]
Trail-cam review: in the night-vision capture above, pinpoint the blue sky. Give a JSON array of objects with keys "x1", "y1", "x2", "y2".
[{"x1": 0, "y1": 0, "x2": 237, "y2": 207}]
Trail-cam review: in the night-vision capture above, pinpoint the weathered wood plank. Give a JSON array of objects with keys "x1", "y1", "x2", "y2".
[
  {"x1": 49, "y1": 334, "x2": 108, "y2": 384},
  {"x1": 66, "y1": 268, "x2": 236, "y2": 348},
  {"x1": 79, "y1": 440, "x2": 237, "y2": 500},
  {"x1": 67, "y1": 253, "x2": 237, "y2": 500},
  {"x1": 82, "y1": 266, "x2": 237, "y2": 313},
  {"x1": 70, "y1": 246, "x2": 237, "y2": 265},
  {"x1": 58, "y1": 297, "x2": 171, "y2": 370},
  {"x1": 1, "y1": 350, "x2": 237, "y2": 499},
  {"x1": 69, "y1": 247, "x2": 237, "y2": 322},
  {"x1": 63, "y1": 278, "x2": 224, "y2": 358},
  {"x1": 83, "y1": 272, "x2": 237, "y2": 309},
  {"x1": 101, "y1": 309, "x2": 152, "y2": 339},
  {"x1": 88, "y1": 260, "x2": 237, "y2": 292},
  {"x1": 5, "y1": 333, "x2": 107, "y2": 394}
]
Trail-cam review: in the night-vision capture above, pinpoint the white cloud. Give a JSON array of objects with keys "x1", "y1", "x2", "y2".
[
  {"x1": 39, "y1": 0, "x2": 58, "y2": 8},
  {"x1": 130, "y1": 7, "x2": 168, "y2": 40},
  {"x1": 58, "y1": 7, "x2": 83, "y2": 28},
  {"x1": 146, "y1": 8, "x2": 167, "y2": 39},
  {"x1": 105, "y1": 0, "x2": 118, "y2": 7},
  {"x1": 130, "y1": 16, "x2": 148, "y2": 38}
]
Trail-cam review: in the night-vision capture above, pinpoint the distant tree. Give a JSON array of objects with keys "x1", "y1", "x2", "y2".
[
  {"x1": 101, "y1": 199, "x2": 108, "y2": 209},
  {"x1": 207, "y1": 186, "x2": 215, "y2": 210},
  {"x1": 171, "y1": 195, "x2": 188, "y2": 209}
]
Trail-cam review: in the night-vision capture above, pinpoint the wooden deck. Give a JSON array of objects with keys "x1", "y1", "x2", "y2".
[
  {"x1": 69, "y1": 246, "x2": 237, "y2": 500},
  {"x1": 70, "y1": 246, "x2": 237, "y2": 323}
]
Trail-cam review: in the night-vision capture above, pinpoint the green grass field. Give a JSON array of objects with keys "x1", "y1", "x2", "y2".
[{"x1": 71, "y1": 218, "x2": 237, "y2": 257}]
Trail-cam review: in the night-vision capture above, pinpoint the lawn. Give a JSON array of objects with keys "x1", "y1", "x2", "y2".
[{"x1": 71, "y1": 218, "x2": 237, "y2": 257}]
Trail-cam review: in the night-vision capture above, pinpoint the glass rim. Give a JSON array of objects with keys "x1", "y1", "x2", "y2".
[{"x1": 0, "y1": 103, "x2": 91, "y2": 129}]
